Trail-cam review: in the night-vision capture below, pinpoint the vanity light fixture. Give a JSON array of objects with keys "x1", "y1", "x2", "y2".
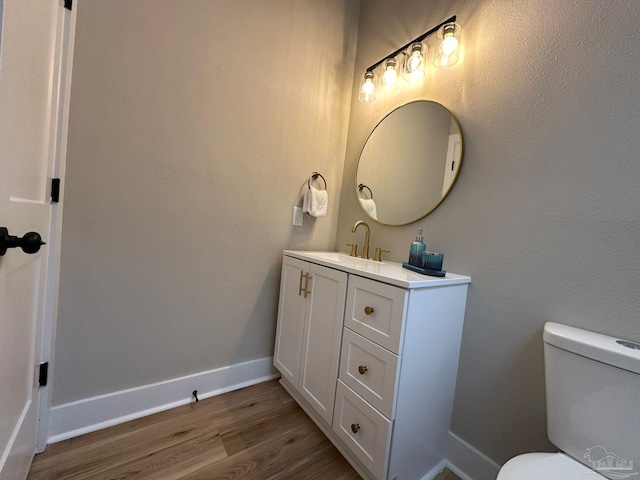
[{"x1": 357, "y1": 15, "x2": 458, "y2": 103}]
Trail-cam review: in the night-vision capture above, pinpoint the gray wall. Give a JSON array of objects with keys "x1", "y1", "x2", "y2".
[
  {"x1": 53, "y1": 0, "x2": 359, "y2": 405},
  {"x1": 336, "y1": 0, "x2": 640, "y2": 465}
]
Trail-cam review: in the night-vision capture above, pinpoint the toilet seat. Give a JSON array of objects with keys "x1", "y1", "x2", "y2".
[{"x1": 497, "y1": 452, "x2": 606, "y2": 480}]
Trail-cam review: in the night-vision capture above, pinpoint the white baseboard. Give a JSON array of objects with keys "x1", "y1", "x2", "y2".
[
  {"x1": 419, "y1": 459, "x2": 448, "y2": 480},
  {"x1": 48, "y1": 356, "x2": 279, "y2": 444},
  {"x1": 446, "y1": 431, "x2": 502, "y2": 480}
]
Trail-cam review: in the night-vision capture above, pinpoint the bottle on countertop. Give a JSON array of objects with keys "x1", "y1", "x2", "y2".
[{"x1": 408, "y1": 227, "x2": 426, "y2": 266}]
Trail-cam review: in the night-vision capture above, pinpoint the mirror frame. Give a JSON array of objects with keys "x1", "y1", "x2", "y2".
[{"x1": 355, "y1": 100, "x2": 464, "y2": 226}]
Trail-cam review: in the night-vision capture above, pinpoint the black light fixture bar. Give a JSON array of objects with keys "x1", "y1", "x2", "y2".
[{"x1": 365, "y1": 14, "x2": 456, "y2": 72}]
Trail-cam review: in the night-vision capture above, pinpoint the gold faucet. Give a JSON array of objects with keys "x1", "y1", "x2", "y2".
[{"x1": 351, "y1": 220, "x2": 370, "y2": 259}]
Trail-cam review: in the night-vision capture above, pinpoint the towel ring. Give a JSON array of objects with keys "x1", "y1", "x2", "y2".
[
  {"x1": 308, "y1": 172, "x2": 327, "y2": 190},
  {"x1": 358, "y1": 184, "x2": 373, "y2": 199}
]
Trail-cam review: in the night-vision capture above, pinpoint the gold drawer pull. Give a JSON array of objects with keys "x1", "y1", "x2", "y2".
[
  {"x1": 364, "y1": 306, "x2": 374, "y2": 315},
  {"x1": 351, "y1": 423, "x2": 360, "y2": 434},
  {"x1": 358, "y1": 365, "x2": 368, "y2": 375}
]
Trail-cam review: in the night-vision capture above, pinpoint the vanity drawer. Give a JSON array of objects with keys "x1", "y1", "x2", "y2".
[
  {"x1": 339, "y1": 328, "x2": 399, "y2": 419},
  {"x1": 333, "y1": 380, "x2": 392, "y2": 480},
  {"x1": 345, "y1": 275, "x2": 407, "y2": 353}
]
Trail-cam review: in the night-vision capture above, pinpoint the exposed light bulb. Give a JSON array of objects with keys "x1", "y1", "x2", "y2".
[
  {"x1": 358, "y1": 71, "x2": 377, "y2": 103},
  {"x1": 434, "y1": 23, "x2": 460, "y2": 68},
  {"x1": 408, "y1": 53, "x2": 422, "y2": 71},
  {"x1": 403, "y1": 43, "x2": 426, "y2": 82},
  {"x1": 362, "y1": 78, "x2": 375, "y2": 98},
  {"x1": 380, "y1": 58, "x2": 398, "y2": 93},
  {"x1": 436, "y1": 54, "x2": 450, "y2": 68},
  {"x1": 440, "y1": 34, "x2": 458, "y2": 56},
  {"x1": 382, "y1": 65, "x2": 397, "y2": 86},
  {"x1": 382, "y1": 68, "x2": 398, "y2": 91}
]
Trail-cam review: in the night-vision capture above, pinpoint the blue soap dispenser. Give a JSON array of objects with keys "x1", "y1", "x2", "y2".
[{"x1": 408, "y1": 228, "x2": 426, "y2": 266}]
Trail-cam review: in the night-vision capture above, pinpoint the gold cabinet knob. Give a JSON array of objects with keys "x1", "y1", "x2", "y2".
[
  {"x1": 358, "y1": 365, "x2": 368, "y2": 375},
  {"x1": 364, "y1": 306, "x2": 374, "y2": 315},
  {"x1": 351, "y1": 423, "x2": 360, "y2": 434}
]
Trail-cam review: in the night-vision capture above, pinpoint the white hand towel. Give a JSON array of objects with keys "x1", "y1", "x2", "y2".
[
  {"x1": 303, "y1": 186, "x2": 328, "y2": 217},
  {"x1": 360, "y1": 198, "x2": 377, "y2": 220}
]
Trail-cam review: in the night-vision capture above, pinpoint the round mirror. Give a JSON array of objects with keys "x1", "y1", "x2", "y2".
[{"x1": 356, "y1": 100, "x2": 463, "y2": 226}]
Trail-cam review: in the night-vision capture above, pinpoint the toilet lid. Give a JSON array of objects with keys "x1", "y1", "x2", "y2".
[{"x1": 498, "y1": 452, "x2": 607, "y2": 480}]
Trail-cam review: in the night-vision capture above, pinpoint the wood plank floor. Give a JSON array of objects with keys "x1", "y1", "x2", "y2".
[{"x1": 28, "y1": 380, "x2": 460, "y2": 480}]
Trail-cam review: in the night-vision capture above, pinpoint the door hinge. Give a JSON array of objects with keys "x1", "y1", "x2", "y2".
[
  {"x1": 51, "y1": 178, "x2": 60, "y2": 203},
  {"x1": 64, "y1": 0, "x2": 72, "y2": 10},
  {"x1": 39, "y1": 362, "x2": 49, "y2": 387}
]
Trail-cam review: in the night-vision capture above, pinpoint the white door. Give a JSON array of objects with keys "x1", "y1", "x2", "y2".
[
  {"x1": 442, "y1": 133, "x2": 462, "y2": 196},
  {"x1": 299, "y1": 263, "x2": 347, "y2": 424},
  {"x1": 0, "y1": 1, "x2": 74, "y2": 478}
]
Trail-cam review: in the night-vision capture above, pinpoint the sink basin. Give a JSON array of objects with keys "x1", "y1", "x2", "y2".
[
  {"x1": 302, "y1": 252, "x2": 381, "y2": 267},
  {"x1": 283, "y1": 250, "x2": 471, "y2": 289}
]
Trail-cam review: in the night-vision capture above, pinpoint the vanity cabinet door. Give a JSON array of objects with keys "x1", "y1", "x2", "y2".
[
  {"x1": 274, "y1": 257, "x2": 347, "y2": 425},
  {"x1": 299, "y1": 263, "x2": 347, "y2": 424},
  {"x1": 273, "y1": 257, "x2": 309, "y2": 386}
]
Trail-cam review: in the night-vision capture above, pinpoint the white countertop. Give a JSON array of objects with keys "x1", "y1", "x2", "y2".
[{"x1": 283, "y1": 250, "x2": 471, "y2": 289}]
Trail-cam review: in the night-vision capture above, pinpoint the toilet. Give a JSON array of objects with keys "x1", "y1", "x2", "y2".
[{"x1": 497, "y1": 322, "x2": 640, "y2": 480}]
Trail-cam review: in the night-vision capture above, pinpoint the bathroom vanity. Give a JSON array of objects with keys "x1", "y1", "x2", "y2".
[{"x1": 273, "y1": 250, "x2": 470, "y2": 480}]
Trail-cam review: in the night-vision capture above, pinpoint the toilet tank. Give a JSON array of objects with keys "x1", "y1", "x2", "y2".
[{"x1": 543, "y1": 322, "x2": 640, "y2": 476}]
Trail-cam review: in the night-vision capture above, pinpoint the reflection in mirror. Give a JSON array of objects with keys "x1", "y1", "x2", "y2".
[{"x1": 356, "y1": 101, "x2": 463, "y2": 226}]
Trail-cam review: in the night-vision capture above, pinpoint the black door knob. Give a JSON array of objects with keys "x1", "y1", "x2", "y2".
[{"x1": 0, "y1": 227, "x2": 46, "y2": 256}]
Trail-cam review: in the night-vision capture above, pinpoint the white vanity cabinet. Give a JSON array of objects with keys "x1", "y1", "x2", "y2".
[{"x1": 274, "y1": 251, "x2": 471, "y2": 480}]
